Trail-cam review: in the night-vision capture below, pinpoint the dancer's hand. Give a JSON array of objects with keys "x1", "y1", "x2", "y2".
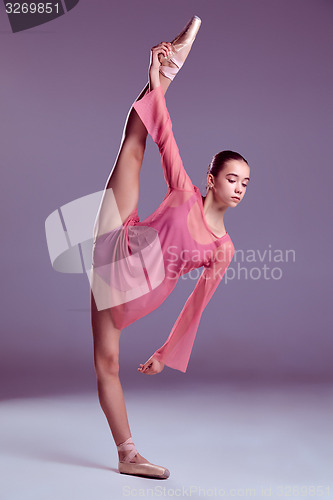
[
  {"x1": 138, "y1": 355, "x2": 165, "y2": 375},
  {"x1": 149, "y1": 42, "x2": 173, "y2": 91}
]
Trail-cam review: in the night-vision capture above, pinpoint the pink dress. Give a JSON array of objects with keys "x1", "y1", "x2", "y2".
[{"x1": 92, "y1": 85, "x2": 235, "y2": 373}]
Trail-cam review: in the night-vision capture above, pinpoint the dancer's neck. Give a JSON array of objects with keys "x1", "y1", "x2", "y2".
[{"x1": 202, "y1": 192, "x2": 227, "y2": 237}]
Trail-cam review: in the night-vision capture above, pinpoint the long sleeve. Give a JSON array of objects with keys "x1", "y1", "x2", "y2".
[
  {"x1": 152, "y1": 239, "x2": 235, "y2": 373},
  {"x1": 132, "y1": 85, "x2": 194, "y2": 192}
]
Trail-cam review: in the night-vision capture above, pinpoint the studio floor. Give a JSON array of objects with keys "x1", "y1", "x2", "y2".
[{"x1": 1, "y1": 381, "x2": 332, "y2": 500}]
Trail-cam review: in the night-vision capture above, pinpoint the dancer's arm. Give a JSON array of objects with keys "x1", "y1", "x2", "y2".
[
  {"x1": 133, "y1": 85, "x2": 194, "y2": 192},
  {"x1": 150, "y1": 240, "x2": 235, "y2": 373},
  {"x1": 133, "y1": 46, "x2": 194, "y2": 192}
]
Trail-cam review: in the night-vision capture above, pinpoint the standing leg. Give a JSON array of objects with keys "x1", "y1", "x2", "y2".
[{"x1": 91, "y1": 289, "x2": 169, "y2": 484}]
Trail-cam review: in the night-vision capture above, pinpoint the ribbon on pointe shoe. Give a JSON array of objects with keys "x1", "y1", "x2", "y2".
[
  {"x1": 117, "y1": 436, "x2": 138, "y2": 463},
  {"x1": 159, "y1": 63, "x2": 179, "y2": 81}
]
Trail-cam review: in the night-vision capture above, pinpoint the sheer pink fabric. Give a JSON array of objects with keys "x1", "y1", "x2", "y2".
[{"x1": 92, "y1": 85, "x2": 235, "y2": 373}]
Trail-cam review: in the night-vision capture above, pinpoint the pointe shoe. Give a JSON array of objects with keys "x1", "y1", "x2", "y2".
[
  {"x1": 117, "y1": 437, "x2": 170, "y2": 479},
  {"x1": 118, "y1": 461, "x2": 170, "y2": 479},
  {"x1": 159, "y1": 15, "x2": 202, "y2": 81}
]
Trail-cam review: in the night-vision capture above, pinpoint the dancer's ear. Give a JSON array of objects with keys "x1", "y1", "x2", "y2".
[{"x1": 207, "y1": 173, "x2": 214, "y2": 189}]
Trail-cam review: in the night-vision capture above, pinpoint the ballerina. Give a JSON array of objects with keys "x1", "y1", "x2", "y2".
[{"x1": 90, "y1": 15, "x2": 250, "y2": 479}]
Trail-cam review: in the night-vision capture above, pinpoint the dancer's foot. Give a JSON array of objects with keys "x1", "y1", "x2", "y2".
[
  {"x1": 159, "y1": 15, "x2": 202, "y2": 81},
  {"x1": 117, "y1": 437, "x2": 170, "y2": 479}
]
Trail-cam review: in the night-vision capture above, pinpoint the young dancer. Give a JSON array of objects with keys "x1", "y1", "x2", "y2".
[{"x1": 90, "y1": 15, "x2": 250, "y2": 479}]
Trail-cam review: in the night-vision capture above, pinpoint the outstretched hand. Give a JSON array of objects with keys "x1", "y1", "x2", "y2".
[{"x1": 138, "y1": 355, "x2": 165, "y2": 375}]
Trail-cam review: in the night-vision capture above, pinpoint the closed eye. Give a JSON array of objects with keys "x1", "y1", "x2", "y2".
[{"x1": 228, "y1": 180, "x2": 248, "y2": 187}]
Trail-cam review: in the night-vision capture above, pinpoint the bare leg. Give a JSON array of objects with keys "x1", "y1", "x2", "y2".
[
  {"x1": 102, "y1": 73, "x2": 172, "y2": 226},
  {"x1": 91, "y1": 71, "x2": 172, "y2": 465}
]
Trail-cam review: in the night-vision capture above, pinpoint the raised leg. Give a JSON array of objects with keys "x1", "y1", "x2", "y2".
[{"x1": 99, "y1": 73, "x2": 172, "y2": 231}]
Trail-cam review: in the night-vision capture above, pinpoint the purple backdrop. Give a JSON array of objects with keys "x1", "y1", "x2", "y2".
[{"x1": 1, "y1": 0, "x2": 332, "y2": 397}]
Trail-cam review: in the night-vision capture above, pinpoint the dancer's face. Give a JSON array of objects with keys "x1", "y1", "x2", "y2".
[{"x1": 209, "y1": 160, "x2": 250, "y2": 206}]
